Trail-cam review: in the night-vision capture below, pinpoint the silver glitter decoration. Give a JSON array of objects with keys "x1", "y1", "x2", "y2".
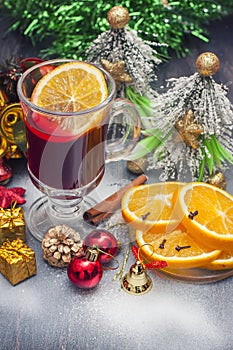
[
  {"x1": 86, "y1": 27, "x2": 166, "y2": 98},
  {"x1": 147, "y1": 72, "x2": 233, "y2": 181}
]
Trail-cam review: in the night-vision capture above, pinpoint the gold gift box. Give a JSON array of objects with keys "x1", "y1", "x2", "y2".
[
  {"x1": 0, "y1": 206, "x2": 26, "y2": 245},
  {"x1": 0, "y1": 238, "x2": 36, "y2": 285}
]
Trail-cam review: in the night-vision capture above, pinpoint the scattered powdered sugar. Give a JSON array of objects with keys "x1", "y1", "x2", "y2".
[
  {"x1": 94, "y1": 279, "x2": 230, "y2": 350},
  {"x1": 1, "y1": 257, "x2": 233, "y2": 349}
]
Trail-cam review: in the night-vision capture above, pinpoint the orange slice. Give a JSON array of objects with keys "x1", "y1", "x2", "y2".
[
  {"x1": 203, "y1": 251, "x2": 233, "y2": 270},
  {"x1": 178, "y1": 182, "x2": 233, "y2": 250},
  {"x1": 32, "y1": 61, "x2": 108, "y2": 111},
  {"x1": 136, "y1": 229, "x2": 221, "y2": 269},
  {"x1": 121, "y1": 182, "x2": 184, "y2": 233},
  {"x1": 31, "y1": 61, "x2": 108, "y2": 134}
]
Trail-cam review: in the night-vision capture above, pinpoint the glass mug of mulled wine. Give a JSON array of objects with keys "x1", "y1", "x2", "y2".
[{"x1": 17, "y1": 59, "x2": 141, "y2": 241}]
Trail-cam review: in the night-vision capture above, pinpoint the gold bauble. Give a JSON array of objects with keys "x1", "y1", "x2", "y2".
[
  {"x1": 107, "y1": 6, "x2": 130, "y2": 29},
  {"x1": 196, "y1": 52, "x2": 220, "y2": 77},
  {"x1": 127, "y1": 157, "x2": 148, "y2": 175},
  {"x1": 207, "y1": 172, "x2": 226, "y2": 190}
]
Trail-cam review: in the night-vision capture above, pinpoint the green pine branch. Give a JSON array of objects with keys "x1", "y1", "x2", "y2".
[
  {"x1": 125, "y1": 87, "x2": 152, "y2": 117},
  {"x1": 198, "y1": 135, "x2": 233, "y2": 181},
  {"x1": 3, "y1": 0, "x2": 233, "y2": 59}
]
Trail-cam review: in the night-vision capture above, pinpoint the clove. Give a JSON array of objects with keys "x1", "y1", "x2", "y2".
[{"x1": 188, "y1": 210, "x2": 198, "y2": 220}]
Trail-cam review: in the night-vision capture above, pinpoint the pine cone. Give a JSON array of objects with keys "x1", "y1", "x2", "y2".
[{"x1": 42, "y1": 225, "x2": 83, "y2": 268}]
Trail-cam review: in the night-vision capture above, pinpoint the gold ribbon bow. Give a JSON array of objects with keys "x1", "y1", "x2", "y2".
[
  {"x1": 0, "y1": 239, "x2": 33, "y2": 264},
  {"x1": 0, "y1": 202, "x2": 24, "y2": 230}
]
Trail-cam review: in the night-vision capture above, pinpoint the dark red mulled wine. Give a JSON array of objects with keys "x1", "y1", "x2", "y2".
[{"x1": 25, "y1": 112, "x2": 108, "y2": 192}]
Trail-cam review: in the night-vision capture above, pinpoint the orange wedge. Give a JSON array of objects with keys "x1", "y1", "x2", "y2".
[
  {"x1": 178, "y1": 182, "x2": 233, "y2": 250},
  {"x1": 31, "y1": 61, "x2": 108, "y2": 134},
  {"x1": 121, "y1": 182, "x2": 184, "y2": 233},
  {"x1": 136, "y1": 229, "x2": 221, "y2": 269}
]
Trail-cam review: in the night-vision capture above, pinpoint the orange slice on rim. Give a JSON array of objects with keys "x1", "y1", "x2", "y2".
[
  {"x1": 32, "y1": 61, "x2": 108, "y2": 111},
  {"x1": 31, "y1": 61, "x2": 108, "y2": 134}
]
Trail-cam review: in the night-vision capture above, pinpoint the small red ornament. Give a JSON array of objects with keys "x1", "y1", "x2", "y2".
[
  {"x1": 19, "y1": 57, "x2": 44, "y2": 71},
  {"x1": 67, "y1": 246, "x2": 103, "y2": 289},
  {"x1": 0, "y1": 158, "x2": 12, "y2": 185},
  {"x1": 83, "y1": 229, "x2": 118, "y2": 263},
  {"x1": 20, "y1": 58, "x2": 54, "y2": 83}
]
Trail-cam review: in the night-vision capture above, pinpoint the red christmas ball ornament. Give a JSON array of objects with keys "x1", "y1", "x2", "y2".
[
  {"x1": 67, "y1": 246, "x2": 103, "y2": 289},
  {"x1": 83, "y1": 229, "x2": 118, "y2": 263},
  {"x1": 0, "y1": 158, "x2": 12, "y2": 185}
]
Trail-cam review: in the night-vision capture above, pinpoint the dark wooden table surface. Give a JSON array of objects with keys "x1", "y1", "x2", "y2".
[{"x1": 1, "y1": 9, "x2": 233, "y2": 350}]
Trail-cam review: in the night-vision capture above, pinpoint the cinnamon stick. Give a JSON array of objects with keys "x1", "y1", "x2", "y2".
[{"x1": 83, "y1": 174, "x2": 147, "y2": 225}]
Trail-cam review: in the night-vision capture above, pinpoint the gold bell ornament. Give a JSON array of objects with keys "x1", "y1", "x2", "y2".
[
  {"x1": 121, "y1": 245, "x2": 167, "y2": 296},
  {"x1": 121, "y1": 260, "x2": 152, "y2": 295}
]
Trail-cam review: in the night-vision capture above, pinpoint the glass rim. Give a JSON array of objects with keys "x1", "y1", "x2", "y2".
[{"x1": 17, "y1": 58, "x2": 116, "y2": 117}]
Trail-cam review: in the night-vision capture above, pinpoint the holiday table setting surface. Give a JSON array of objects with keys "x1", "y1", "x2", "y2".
[{"x1": 1, "y1": 8, "x2": 233, "y2": 350}]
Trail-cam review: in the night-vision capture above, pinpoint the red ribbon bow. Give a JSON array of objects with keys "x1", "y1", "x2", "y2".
[{"x1": 132, "y1": 245, "x2": 167, "y2": 270}]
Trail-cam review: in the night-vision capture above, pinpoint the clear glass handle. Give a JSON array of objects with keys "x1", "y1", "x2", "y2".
[{"x1": 106, "y1": 98, "x2": 141, "y2": 162}]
